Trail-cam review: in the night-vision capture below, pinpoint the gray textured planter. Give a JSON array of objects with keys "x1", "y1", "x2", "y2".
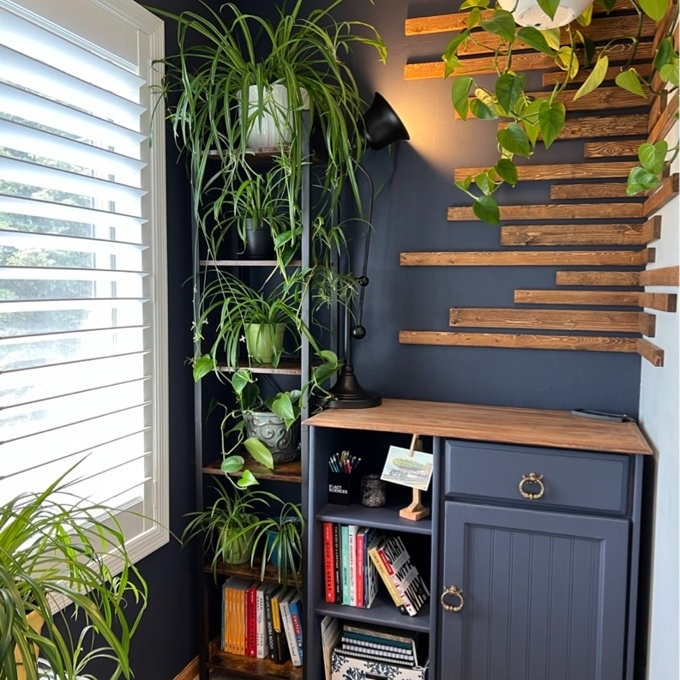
[{"x1": 243, "y1": 411, "x2": 300, "y2": 463}]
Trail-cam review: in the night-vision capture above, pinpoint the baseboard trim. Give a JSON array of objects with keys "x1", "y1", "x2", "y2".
[{"x1": 173, "y1": 656, "x2": 199, "y2": 680}]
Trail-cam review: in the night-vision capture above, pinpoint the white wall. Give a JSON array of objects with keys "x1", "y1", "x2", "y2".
[{"x1": 638, "y1": 121, "x2": 679, "y2": 680}]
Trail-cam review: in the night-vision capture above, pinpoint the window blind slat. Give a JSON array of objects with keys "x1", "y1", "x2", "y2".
[
  {"x1": 0, "y1": 83, "x2": 145, "y2": 153},
  {"x1": 0, "y1": 194, "x2": 146, "y2": 233},
  {"x1": 0, "y1": 119, "x2": 146, "y2": 180},
  {"x1": 0, "y1": 229, "x2": 146, "y2": 258},
  {"x1": 0, "y1": 44, "x2": 144, "y2": 123}
]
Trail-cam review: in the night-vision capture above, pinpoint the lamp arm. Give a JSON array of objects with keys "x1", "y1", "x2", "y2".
[{"x1": 353, "y1": 162, "x2": 374, "y2": 339}]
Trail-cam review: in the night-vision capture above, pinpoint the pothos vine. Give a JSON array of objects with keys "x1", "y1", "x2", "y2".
[{"x1": 443, "y1": 0, "x2": 679, "y2": 224}]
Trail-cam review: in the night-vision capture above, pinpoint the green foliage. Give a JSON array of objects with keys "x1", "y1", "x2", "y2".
[
  {"x1": 0, "y1": 466, "x2": 147, "y2": 680},
  {"x1": 443, "y1": 0, "x2": 678, "y2": 224}
]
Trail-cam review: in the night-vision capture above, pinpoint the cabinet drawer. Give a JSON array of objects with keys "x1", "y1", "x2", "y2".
[{"x1": 444, "y1": 439, "x2": 631, "y2": 514}]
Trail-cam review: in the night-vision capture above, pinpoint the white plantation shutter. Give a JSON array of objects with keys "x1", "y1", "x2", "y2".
[{"x1": 0, "y1": 0, "x2": 169, "y2": 560}]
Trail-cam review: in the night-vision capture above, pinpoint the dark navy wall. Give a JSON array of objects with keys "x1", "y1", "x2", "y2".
[{"x1": 135, "y1": 1, "x2": 643, "y2": 676}]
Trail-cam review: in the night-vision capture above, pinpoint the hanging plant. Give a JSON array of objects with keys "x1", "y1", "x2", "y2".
[{"x1": 443, "y1": 0, "x2": 678, "y2": 224}]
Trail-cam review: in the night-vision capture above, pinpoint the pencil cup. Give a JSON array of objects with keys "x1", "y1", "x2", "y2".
[{"x1": 328, "y1": 472, "x2": 353, "y2": 505}]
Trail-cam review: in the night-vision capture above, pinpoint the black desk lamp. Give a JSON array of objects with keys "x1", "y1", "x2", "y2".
[{"x1": 326, "y1": 93, "x2": 409, "y2": 409}]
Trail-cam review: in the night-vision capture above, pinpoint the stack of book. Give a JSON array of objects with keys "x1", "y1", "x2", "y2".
[
  {"x1": 330, "y1": 622, "x2": 428, "y2": 680},
  {"x1": 221, "y1": 577, "x2": 303, "y2": 666},
  {"x1": 366, "y1": 534, "x2": 429, "y2": 616},
  {"x1": 322, "y1": 522, "x2": 379, "y2": 608}
]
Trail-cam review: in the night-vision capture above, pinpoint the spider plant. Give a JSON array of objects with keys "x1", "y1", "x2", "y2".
[{"x1": 0, "y1": 468, "x2": 147, "y2": 680}]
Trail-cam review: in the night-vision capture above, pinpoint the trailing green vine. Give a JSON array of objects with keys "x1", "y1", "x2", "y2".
[{"x1": 443, "y1": 0, "x2": 678, "y2": 224}]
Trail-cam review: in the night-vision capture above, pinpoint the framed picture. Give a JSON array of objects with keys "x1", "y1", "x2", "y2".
[{"x1": 380, "y1": 445, "x2": 433, "y2": 492}]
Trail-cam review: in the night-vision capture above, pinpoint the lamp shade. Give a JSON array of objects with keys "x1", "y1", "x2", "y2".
[
  {"x1": 498, "y1": 0, "x2": 594, "y2": 28},
  {"x1": 362, "y1": 92, "x2": 410, "y2": 151}
]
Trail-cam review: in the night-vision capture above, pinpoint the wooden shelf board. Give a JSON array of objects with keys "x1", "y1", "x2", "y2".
[
  {"x1": 401, "y1": 250, "x2": 651, "y2": 267},
  {"x1": 550, "y1": 183, "x2": 632, "y2": 199},
  {"x1": 208, "y1": 639, "x2": 302, "y2": 680},
  {"x1": 200, "y1": 259, "x2": 303, "y2": 267},
  {"x1": 215, "y1": 360, "x2": 303, "y2": 376},
  {"x1": 206, "y1": 559, "x2": 300, "y2": 586},
  {"x1": 555, "y1": 271, "x2": 642, "y2": 287},
  {"x1": 639, "y1": 265, "x2": 680, "y2": 287},
  {"x1": 448, "y1": 202, "x2": 644, "y2": 221},
  {"x1": 643, "y1": 173, "x2": 679, "y2": 216},
  {"x1": 514, "y1": 290, "x2": 644, "y2": 306},
  {"x1": 304, "y1": 398, "x2": 653, "y2": 455},
  {"x1": 203, "y1": 457, "x2": 302, "y2": 483},
  {"x1": 454, "y1": 160, "x2": 636, "y2": 182}
]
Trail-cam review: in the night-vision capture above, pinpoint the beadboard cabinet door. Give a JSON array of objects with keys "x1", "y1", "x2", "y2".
[{"x1": 439, "y1": 501, "x2": 630, "y2": 680}]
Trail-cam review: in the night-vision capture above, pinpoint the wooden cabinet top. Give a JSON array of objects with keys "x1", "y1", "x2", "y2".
[{"x1": 304, "y1": 398, "x2": 653, "y2": 456}]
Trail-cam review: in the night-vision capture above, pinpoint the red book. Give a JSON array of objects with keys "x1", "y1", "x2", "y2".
[
  {"x1": 323, "y1": 521, "x2": 336, "y2": 602},
  {"x1": 246, "y1": 582, "x2": 258, "y2": 657}
]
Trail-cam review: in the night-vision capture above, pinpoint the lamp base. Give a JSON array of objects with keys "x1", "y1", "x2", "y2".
[{"x1": 325, "y1": 364, "x2": 381, "y2": 409}]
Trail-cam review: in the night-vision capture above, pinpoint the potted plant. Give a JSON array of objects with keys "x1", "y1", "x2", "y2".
[
  {"x1": 182, "y1": 481, "x2": 275, "y2": 573},
  {"x1": 151, "y1": 0, "x2": 386, "y2": 227},
  {"x1": 0, "y1": 468, "x2": 147, "y2": 680},
  {"x1": 249, "y1": 500, "x2": 305, "y2": 589},
  {"x1": 442, "y1": 0, "x2": 678, "y2": 223}
]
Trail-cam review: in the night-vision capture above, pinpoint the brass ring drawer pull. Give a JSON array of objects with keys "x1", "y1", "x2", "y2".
[
  {"x1": 518, "y1": 472, "x2": 545, "y2": 500},
  {"x1": 440, "y1": 585, "x2": 464, "y2": 613}
]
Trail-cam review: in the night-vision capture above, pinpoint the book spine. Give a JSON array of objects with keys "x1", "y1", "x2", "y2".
[
  {"x1": 279, "y1": 597, "x2": 302, "y2": 666},
  {"x1": 323, "y1": 521, "x2": 336, "y2": 603},
  {"x1": 237, "y1": 585, "x2": 247, "y2": 655},
  {"x1": 341, "y1": 630, "x2": 415, "y2": 652},
  {"x1": 355, "y1": 528, "x2": 365, "y2": 608},
  {"x1": 378, "y1": 539, "x2": 418, "y2": 616},
  {"x1": 348, "y1": 524, "x2": 358, "y2": 606},
  {"x1": 338, "y1": 643, "x2": 415, "y2": 666},
  {"x1": 256, "y1": 585, "x2": 266, "y2": 658},
  {"x1": 288, "y1": 598, "x2": 304, "y2": 665},
  {"x1": 368, "y1": 539, "x2": 407, "y2": 612},
  {"x1": 340, "y1": 524, "x2": 350, "y2": 605},
  {"x1": 263, "y1": 587, "x2": 275, "y2": 658},
  {"x1": 270, "y1": 589, "x2": 289, "y2": 664},
  {"x1": 332, "y1": 522, "x2": 342, "y2": 603},
  {"x1": 246, "y1": 584, "x2": 257, "y2": 656},
  {"x1": 221, "y1": 580, "x2": 229, "y2": 651}
]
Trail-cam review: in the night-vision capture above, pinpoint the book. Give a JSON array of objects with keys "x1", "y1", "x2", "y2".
[
  {"x1": 246, "y1": 581, "x2": 258, "y2": 657},
  {"x1": 355, "y1": 526, "x2": 376, "y2": 608},
  {"x1": 367, "y1": 535, "x2": 407, "y2": 614},
  {"x1": 340, "y1": 623, "x2": 421, "y2": 666},
  {"x1": 379, "y1": 536, "x2": 429, "y2": 616},
  {"x1": 221, "y1": 579, "x2": 230, "y2": 651},
  {"x1": 320, "y1": 616, "x2": 340, "y2": 680},
  {"x1": 287, "y1": 592, "x2": 304, "y2": 665},
  {"x1": 347, "y1": 524, "x2": 359, "y2": 606},
  {"x1": 278, "y1": 587, "x2": 302, "y2": 666},
  {"x1": 269, "y1": 584, "x2": 290, "y2": 664},
  {"x1": 323, "y1": 521, "x2": 336, "y2": 603},
  {"x1": 332, "y1": 522, "x2": 342, "y2": 603},
  {"x1": 255, "y1": 582, "x2": 270, "y2": 658},
  {"x1": 223, "y1": 577, "x2": 252, "y2": 655},
  {"x1": 340, "y1": 524, "x2": 350, "y2": 604},
  {"x1": 262, "y1": 582, "x2": 277, "y2": 659}
]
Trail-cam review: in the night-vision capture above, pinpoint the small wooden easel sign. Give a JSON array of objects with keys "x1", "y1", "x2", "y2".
[{"x1": 381, "y1": 433, "x2": 433, "y2": 522}]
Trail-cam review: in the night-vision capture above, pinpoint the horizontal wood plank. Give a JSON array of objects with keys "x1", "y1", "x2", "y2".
[
  {"x1": 639, "y1": 292, "x2": 677, "y2": 311},
  {"x1": 447, "y1": 202, "x2": 644, "y2": 221},
  {"x1": 550, "y1": 183, "x2": 632, "y2": 199},
  {"x1": 639, "y1": 265, "x2": 680, "y2": 287},
  {"x1": 556, "y1": 271, "x2": 642, "y2": 286},
  {"x1": 643, "y1": 173, "x2": 679, "y2": 216},
  {"x1": 500, "y1": 219, "x2": 660, "y2": 246},
  {"x1": 584, "y1": 140, "x2": 641, "y2": 158},
  {"x1": 555, "y1": 114, "x2": 648, "y2": 139},
  {"x1": 648, "y1": 90, "x2": 678, "y2": 143},
  {"x1": 400, "y1": 329, "x2": 640, "y2": 353},
  {"x1": 542, "y1": 62, "x2": 652, "y2": 87},
  {"x1": 448, "y1": 307, "x2": 655, "y2": 334},
  {"x1": 637, "y1": 338, "x2": 665, "y2": 366},
  {"x1": 455, "y1": 161, "x2": 636, "y2": 182},
  {"x1": 514, "y1": 290, "x2": 644, "y2": 306},
  {"x1": 304, "y1": 397, "x2": 653, "y2": 454},
  {"x1": 401, "y1": 249, "x2": 652, "y2": 267}
]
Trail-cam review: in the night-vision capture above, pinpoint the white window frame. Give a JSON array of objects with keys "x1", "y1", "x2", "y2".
[{"x1": 0, "y1": 0, "x2": 169, "y2": 564}]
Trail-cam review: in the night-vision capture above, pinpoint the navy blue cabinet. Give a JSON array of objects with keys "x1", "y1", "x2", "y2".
[{"x1": 440, "y1": 440, "x2": 644, "y2": 680}]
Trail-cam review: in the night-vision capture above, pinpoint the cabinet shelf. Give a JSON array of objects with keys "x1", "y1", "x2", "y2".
[
  {"x1": 203, "y1": 458, "x2": 302, "y2": 483},
  {"x1": 315, "y1": 594, "x2": 432, "y2": 633},
  {"x1": 317, "y1": 503, "x2": 432, "y2": 535},
  {"x1": 208, "y1": 640, "x2": 302, "y2": 680}
]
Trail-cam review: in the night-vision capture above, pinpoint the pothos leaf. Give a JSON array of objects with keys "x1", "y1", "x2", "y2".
[
  {"x1": 660, "y1": 62, "x2": 679, "y2": 87},
  {"x1": 626, "y1": 166, "x2": 662, "y2": 195},
  {"x1": 470, "y1": 97, "x2": 497, "y2": 120},
  {"x1": 474, "y1": 171, "x2": 495, "y2": 195},
  {"x1": 638, "y1": 140, "x2": 668, "y2": 174},
  {"x1": 481, "y1": 9, "x2": 517, "y2": 42},
  {"x1": 517, "y1": 27, "x2": 554, "y2": 55},
  {"x1": 653, "y1": 36, "x2": 673, "y2": 72},
  {"x1": 221, "y1": 455, "x2": 246, "y2": 473},
  {"x1": 521, "y1": 98, "x2": 544, "y2": 146},
  {"x1": 495, "y1": 72, "x2": 526, "y2": 113},
  {"x1": 243, "y1": 437, "x2": 275, "y2": 469},
  {"x1": 498, "y1": 122, "x2": 532, "y2": 157},
  {"x1": 556, "y1": 46, "x2": 579, "y2": 78},
  {"x1": 579, "y1": 33, "x2": 596, "y2": 68},
  {"x1": 638, "y1": 0, "x2": 670, "y2": 21},
  {"x1": 461, "y1": 0, "x2": 490, "y2": 8},
  {"x1": 576, "y1": 4, "x2": 593, "y2": 25},
  {"x1": 495, "y1": 158, "x2": 518, "y2": 186},
  {"x1": 537, "y1": 0, "x2": 560, "y2": 21},
  {"x1": 538, "y1": 100, "x2": 565, "y2": 148},
  {"x1": 473, "y1": 195, "x2": 500, "y2": 225},
  {"x1": 541, "y1": 27, "x2": 562, "y2": 51},
  {"x1": 236, "y1": 470, "x2": 260, "y2": 488},
  {"x1": 615, "y1": 68, "x2": 647, "y2": 98},
  {"x1": 574, "y1": 54, "x2": 608, "y2": 100},
  {"x1": 193, "y1": 354, "x2": 215, "y2": 382},
  {"x1": 452, "y1": 76, "x2": 474, "y2": 119}
]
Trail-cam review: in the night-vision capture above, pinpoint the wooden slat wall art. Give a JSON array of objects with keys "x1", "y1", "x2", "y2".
[{"x1": 400, "y1": 3, "x2": 679, "y2": 365}]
